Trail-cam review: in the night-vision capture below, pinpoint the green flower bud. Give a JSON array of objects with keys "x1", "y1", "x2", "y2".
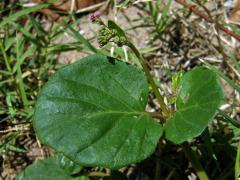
[{"x1": 97, "y1": 25, "x2": 128, "y2": 47}]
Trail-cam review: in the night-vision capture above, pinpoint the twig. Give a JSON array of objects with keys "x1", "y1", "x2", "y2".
[
  {"x1": 175, "y1": 0, "x2": 240, "y2": 41},
  {"x1": 76, "y1": 2, "x2": 105, "y2": 14},
  {"x1": 0, "y1": 125, "x2": 30, "y2": 133},
  {"x1": 70, "y1": 0, "x2": 76, "y2": 13},
  {"x1": 194, "y1": 0, "x2": 231, "y2": 69},
  {"x1": 84, "y1": 171, "x2": 109, "y2": 177},
  {"x1": 36, "y1": 137, "x2": 45, "y2": 159}
]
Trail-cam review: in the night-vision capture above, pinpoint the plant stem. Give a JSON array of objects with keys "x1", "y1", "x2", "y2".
[
  {"x1": 183, "y1": 144, "x2": 209, "y2": 180},
  {"x1": 16, "y1": 35, "x2": 29, "y2": 107},
  {"x1": 125, "y1": 31, "x2": 170, "y2": 180},
  {"x1": 154, "y1": 140, "x2": 164, "y2": 180},
  {"x1": 84, "y1": 171, "x2": 109, "y2": 177},
  {"x1": 235, "y1": 143, "x2": 240, "y2": 180},
  {"x1": 0, "y1": 41, "x2": 12, "y2": 74},
  {"x1": 127, "y1": 42, "x2": 171, "y2": 118}
]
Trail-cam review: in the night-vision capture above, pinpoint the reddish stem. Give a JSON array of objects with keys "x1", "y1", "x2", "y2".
[{"x1": 175, "y1": 0, "x2": 240, "y2": 41}]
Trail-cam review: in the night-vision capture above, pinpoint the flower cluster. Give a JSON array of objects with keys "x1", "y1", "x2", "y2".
[
  {"x1": 97, "y1": 27, "x2": 128, "y2": 47},
  {"x1": 89, "y1": 11, "x2": 128, "y2": 47},
  {"x1": 88, "y1": 11, "x2": 101, "y2": 23},
  {"x1": 97, "y1": 27, "x2": 117, "y2": 47}
]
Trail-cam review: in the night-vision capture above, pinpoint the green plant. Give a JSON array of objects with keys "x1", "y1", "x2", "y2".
[
  {"x1": 16, "y1": 18, "x2": 225, "y2": 180},
  {"x1": 0, "y1": 3, "x2": 56, "y2": 156},
  {"x1": 0, "y1": 3, "x2": 100, "y2": 178}
]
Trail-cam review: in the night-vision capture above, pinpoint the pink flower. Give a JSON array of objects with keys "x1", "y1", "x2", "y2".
[{"x1": 89, "y1": 11, "x2": 101, "y2": 22}]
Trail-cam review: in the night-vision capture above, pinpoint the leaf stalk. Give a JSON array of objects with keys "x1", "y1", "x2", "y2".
[{"x1": 127, "y1": 42, "x2": 171, "y2": 118}]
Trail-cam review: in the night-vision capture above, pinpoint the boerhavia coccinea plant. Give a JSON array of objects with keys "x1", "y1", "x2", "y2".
[{"x1": 16, "y1": 15, "x2": 224, "y2": 180}]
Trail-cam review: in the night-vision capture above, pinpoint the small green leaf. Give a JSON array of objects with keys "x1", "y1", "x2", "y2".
[
  {"x1": 165, "y1": 67, "x2": 224, "y2": 144},
  {"x1": 57, "y1": 154, "x2": 83, "y2": 175},
  {"x1": 171, "y1": 71, "x2": 184, "y2": 92},
  {"x1": 0, "y1": 4, "x2": 49, "y2": 28},
  {"x1": 16, "y1": 154, "x2": 82, "y2": 180},
  {"x1": 34, "y1": 54, "x2": 163, "y2": 169}
]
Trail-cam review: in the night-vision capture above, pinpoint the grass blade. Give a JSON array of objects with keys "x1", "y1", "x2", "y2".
[
  {"x1": 202, "y1": 60, "x2": 240, "y2": 93},
  {"x1": 218, "y1": 109, "x2": 240, "y2": 128},
  {"x1": 0, "y1": 4, "x2": 49, "y2": 28},
  {"x1": 229, "y1": 52, "x2": 240, "y2": 74},
  {"x1": 235, "y1": 144, "x2": 240, "y2": 180},
  {"x1": 65, "y1": 22, "x2": 99, "y2": 53}
]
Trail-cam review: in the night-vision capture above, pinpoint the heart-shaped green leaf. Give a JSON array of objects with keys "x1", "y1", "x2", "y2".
[
  {"x1": 16, "y1": 154, "x2": 82, "y2": 180},
  {"x1": 34, "y1": 54, "x2": 163, "y2": 169},
  {"x1": 165, "y1": 67, "x2": 224, "y2": 144}
]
